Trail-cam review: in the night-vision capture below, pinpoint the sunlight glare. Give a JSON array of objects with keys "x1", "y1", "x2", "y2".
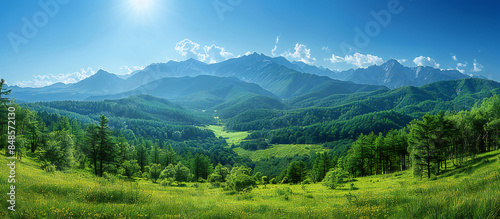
[{"x1": 130, "y1": 0, "x2": 152, "y2": 13}]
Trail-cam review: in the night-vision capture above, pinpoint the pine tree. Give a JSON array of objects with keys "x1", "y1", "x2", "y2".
[
  {"x1": 286, "y1": 160, "x2": 307, "y2": 184},
  {"x1": 163, "y1": 143, "x2": 176, "y2": 167},
  {"x1": 312, "y1": 152, "x2": 333, "y2": 182},
  {"x1": 84, "y1": 124, "x2": 100, "y2": 176},
  {"x1": 192, "y1": 154, "x2": 212, "y2": 181},
  {"x1": 150, "y1": 144, "x2": 160, "y2": 164},
  {"x1": 0, "y1": 79, "x2": 11, "y2": 150},
  {"x1": 409, "y1": 115, "x2": 437, "y2": 179},
  {"x1": 374, "y1": 132, "x2": 385, "y2": 174},
  {"x1": 0, "y1": 79, "x2": 10, "y2": 105},
  {"x1": 97, "y1": 115, "x2": 115, "y2": 177},
  {"x1": 136, "y1": 144, "x2": 148, "y2": 173}
]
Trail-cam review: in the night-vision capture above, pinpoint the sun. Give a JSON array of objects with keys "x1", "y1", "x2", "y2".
[
  {"x1": 121, "y1": 0, "x2": 167, "y2": 25},
  {"x1": 129, "y1": 0, "x2": 153, "y2": 13}
]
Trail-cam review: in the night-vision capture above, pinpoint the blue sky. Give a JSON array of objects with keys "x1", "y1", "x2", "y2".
[{"x1": 0, "y1": 0, "x2": 499, "y2": 87}]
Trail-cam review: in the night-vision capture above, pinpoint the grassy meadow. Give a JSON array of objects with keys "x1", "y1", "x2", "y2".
[
  {"x1": 233, "y1": 144, "x2": 328, "y2": 161},
  {"x1": 205, "y1": 125, "x2": 250, "y2": 147},
  {"x1": 1, "y1": 150, "x2": 499, "y2": 218},
  {"x1": 205, "y1": 125, "x2": 329, "y2": 161}
]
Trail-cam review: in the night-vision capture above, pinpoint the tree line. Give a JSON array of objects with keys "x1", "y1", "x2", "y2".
[{"x1": 344, "y1": 95, "x2": 500, "y2": 179}]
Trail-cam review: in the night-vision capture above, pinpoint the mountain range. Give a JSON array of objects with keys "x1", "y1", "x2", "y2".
[
  {"x1": 333, "y1": 59, "x2": 474, "y2": 89},
  {"x1": 9, "y1": 53, "x2": 480, "y2": 107}
]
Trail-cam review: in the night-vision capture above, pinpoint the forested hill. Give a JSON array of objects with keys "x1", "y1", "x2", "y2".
[
  {"x1": 21, "y1": 95, "x2": 220, "y2": 145},
  {"x1": 23, "y1": 95, "x2": 211, "y2": 125},
  {"x1": 226, "y1": 78, "x2": 500, "y2": 147},
  {"x1": 287, "y1": 78, "x2": 500, "y2": 110},
  {"x1": 22, "y1": 78, "x2": 500, "y2": 144}
]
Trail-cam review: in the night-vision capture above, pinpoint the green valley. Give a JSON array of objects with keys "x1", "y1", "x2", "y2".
[{"x1": 1, "y1": 148, "x2": 498, "y2": 218}]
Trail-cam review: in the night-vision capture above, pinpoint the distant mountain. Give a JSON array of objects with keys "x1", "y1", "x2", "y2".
[
  {"x1": 123, "y1": 58, "x2": 209, "y2": 89},
  {"x1": 11, "y1": 53, "x2": 385, "y2": 103},
  {"x1": 9, "y1": 70, "x2": 126, "y2": 102},
  {"x1": 116, "y1": 69, "x2": 142, "y2": 79},
  {"x1": 287, "y1": 78, "x2": 500, "y2": 114},
  {"x1": 87, "y1": 75, "x2": 281, "y2": 109},
  {"x1": 115, "y1": 53, "x2": 385, "y2": 99},
  {"x1": 68, "y1": 69, "x2": 126, "y2": 93},
  {"x1": 13, "y1": 54, "x2": 477, "y2": 105},
  {"x1": 334, "y1": 59, "x2": 471, "y2": 89},
  {"x1": 207, "y1": 53, "x2": 387, "y2": 98},
  {"x1": 291, "y1": 60, "x2": 338, "y2": 77}
]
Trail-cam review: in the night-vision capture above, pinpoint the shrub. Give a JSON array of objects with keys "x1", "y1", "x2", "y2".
[
  {"x1": 301, "y1": 178, "x2": 311, "y2": 185},
  {"x1": 119, "y1": 160, "x2": 140, "y2": 179},
  {"x1": 322, "y1": 168, "x2": 348, "y2": 189},
  {"x1": 208, "y1": 173, "x2": 223, "y2": 188},
  {"x1": 270, "y1": 178, "x2": 276, "y2": 184},
  {"x1": 304, "y1": 194, "x2": 314, "y2": 199},
  {"x1": 226, "y1": 166, "x2": 257, "y2": 192},
  {"x1": 275, "y1": 187, "x2": 293, "y2": 201},
  {"x1": 285, "y1": 161, "x2": 307, "y2": 184},
  {"x1": 44, "y1": 164, "x2": 56, "y2": 173},
  {"x1": 160, "y1": 178, "x2": 175, "y2": 187},
  {"x1": 148, "y1": 164, "x2": 162, "y2": 183}
]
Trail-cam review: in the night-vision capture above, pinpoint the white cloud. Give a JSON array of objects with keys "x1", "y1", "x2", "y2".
[
  {"x1": 120, "y1": 66, "x2": 144, "y2": 74},
  {"x1": 282, "y1": 43, "x2": 317, "y2": 64},
  {"x1": 15, "y1": 67, "x2": 96, "y2": 88},
  {"x1": 245, "y1": 51, "x2": 252, "y2": 56},
  {"x1": 325, "y1": 52, "x2": 384, "y2": 68},
  {"x1": 344, "y1": 53, "x2": 384, "y2": 68},
  {"x1": 413, "y1": 56, "x2": 440, "y2": 68},
  {"x1": 472, "y1": 59, "x2": 483, "y2": 72},
  {"x1": 271, "y1": 36, "x2": 280, "y2": 57},
  {"x1": 321, "y1": 46, "x2": 329, "y2": 51},
  {"x1": 199, "y1": 45, "x2": 234, "y2": 64},
  {"x1": 396, "y1": 58, "x2": 408, "y2": 63},
  {"x1": 455, "y1": 62, "x2": 467, "y2": 73},
  {"x1": 326, "y1": 54, "x2": 344, "y2": 63},
  {"x1": 175, "y1": 39, "x2": 201, "y2": 60},
  {"x1": 450, "y1": 54, "x2": 467, "y2": 73},
  {"x1": 175, "y1": 39, "x2": 234, "y2": 64}
]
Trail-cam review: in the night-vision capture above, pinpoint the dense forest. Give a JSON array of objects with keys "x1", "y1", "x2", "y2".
[{"x1": 2, "y1": 77, "x2": 500, "y2": 191}]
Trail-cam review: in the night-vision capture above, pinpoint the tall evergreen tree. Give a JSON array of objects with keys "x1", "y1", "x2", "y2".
[
  {"x1": 84, "y1": 124, "x2": 100, "y2": 176},
  {"x1": 162, "y1": 143, "x2": 176, "y2": 167},
  {"x1": 0, "y1": 79, "x2": 11, "y2": 150},
  {"x1": 192, "y1": 154, "x2": 212, "y2": 181},
  {"x1": 150, "y1": 144, "x2": 160, "y2": 164},
  {"x1": 136, "y1": 144, "x2": 148, "y2": 173},
  {"x1": 285, "y1": 160, "x2": 307, "y2": 184},
  {"x1": 312, "y1": 152, "x2": 333, "y2": 182},
  {"x1": 408, "y1": 115, "x2": 437, "y2": 179},
  {"x1": 97, "y1": 115, "x2": 115, "y2": 177}
]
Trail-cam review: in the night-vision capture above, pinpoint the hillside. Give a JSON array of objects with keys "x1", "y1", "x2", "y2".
[
  {"x1": 87, "y1": 75, "x2": 281, "y2": 110},
  {"x1": 22, "y1": 95, "x2": 218, "y2": 143},
  {"x1": 2, "y1": 149, "x2": 498, "y2": 218},
  {"x1": 286, "y1": 78, "x2": 500, "y2": 116}
]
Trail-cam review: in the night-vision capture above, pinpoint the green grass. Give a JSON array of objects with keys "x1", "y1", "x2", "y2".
[
  {"x1": 1, "y1": 150, "x2": 499, "y2": 218},
  {"x1": 204, "y1": 125, "x2": 250, "y2": 146},
  {"x1": 233, "y1": 144, "x2": 329, "y2": 161}
]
